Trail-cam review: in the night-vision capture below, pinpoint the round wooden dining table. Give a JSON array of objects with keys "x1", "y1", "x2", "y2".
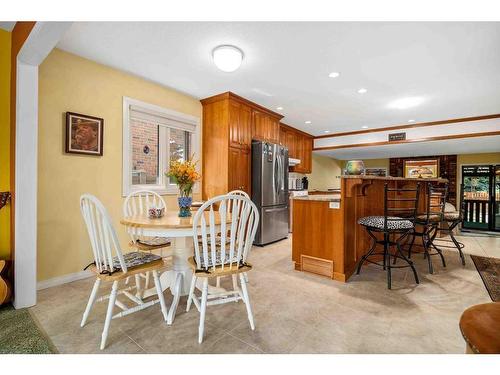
[{"x1": 120, "y1": 210, "x2": 230, "y2": 323}]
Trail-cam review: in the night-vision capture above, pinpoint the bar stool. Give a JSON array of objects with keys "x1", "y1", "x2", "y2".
[
  {"x1": 356, "y1": 183, "x2": 421, "y2": 289},
  {"x1": 431, "y1": 184, "x2": 466, "y2": 266},
  {"x1": 408, "y1": 184, "x2": 448, "y2": 274}
]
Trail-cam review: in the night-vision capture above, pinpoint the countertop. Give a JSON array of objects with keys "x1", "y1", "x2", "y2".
[
  {"x1": 342, "y1": 175, "x2": 448, "y2": 183},
  {"x1": 293, "y1": 194, "x2": 341, "y2": 202}
]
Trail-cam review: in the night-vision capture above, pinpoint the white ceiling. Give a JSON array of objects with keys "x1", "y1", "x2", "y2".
[
  {"x1": 315, "y1": 135, "x2": 500, "y2": 160},
  {"x1": 0, "y1": 22, "x2": 16, "y2": 32},
  {"x1": 57, "y1": 22, "x2": 500, "y2": 137}
]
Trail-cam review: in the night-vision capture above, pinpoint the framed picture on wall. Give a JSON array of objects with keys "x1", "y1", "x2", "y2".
[
  {"x1": 404, "y1": 159, "x2": 439, "y2": 178},
  {"x1": 365, "y1": 168, "x2": 387, "y2": 177},
  {"x1": 65, "y1": 112, "x2": 104, "y2": 156}
]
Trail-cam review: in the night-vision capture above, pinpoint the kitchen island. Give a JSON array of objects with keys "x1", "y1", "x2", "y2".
[{"x1": 292, "y1": 175, "x2": 448, "y2": 282}]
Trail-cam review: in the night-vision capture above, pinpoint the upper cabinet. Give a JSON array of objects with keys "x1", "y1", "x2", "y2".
[
  {"x1": 279, "y1": 123, "x2": 313, "y2": 174},
  {"x1": 200, "y1": 92, "x2": 284, "y2": 199},
  {"x1": 252, "y1": 109, "x2": 280, "y2": 144}
]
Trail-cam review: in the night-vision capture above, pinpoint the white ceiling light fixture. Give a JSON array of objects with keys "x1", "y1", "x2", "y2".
[
  {"x1": 212, "y1": 45, "x2": 244, "y2": 72},
  {"x1": 305, "y1": 121, "x2": 312, "y2": 124},
  {"x1": 388, "y1": 96, "x2": 424, "y2": 110},
  {"x1": 328, "y1": 72, "x2": 340, "y2": 78},
  {"x1": 324, "y1": 130, "x2": 330, "y2": 133},
  {"x1": 362, "y1": 126, "x2": 369, "y2": 129},
  {"x1": 358, "y1": 88, "x2": 367, "y2": 94},
  {"x1": 277, "y1": 106, "x2": 283, "y2": 111},
  {"x1": 408, "y1": 119, "x2": 416, "y2": 123}
]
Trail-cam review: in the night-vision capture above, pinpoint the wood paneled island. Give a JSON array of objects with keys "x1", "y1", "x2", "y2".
[{"x1": 292, "y1": 175, "x2": 448, "y2": 282}]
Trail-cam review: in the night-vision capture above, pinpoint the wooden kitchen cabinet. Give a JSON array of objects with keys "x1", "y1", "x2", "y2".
[
  {"x1": 253, "y1": 109, "x2": 280, "y2": 144},
  {"x1": 279, "y1": 123, "x2": 313, "y2": 173},
  {"x1": 201, "y1": 92, "x2": 283, "y2": 199}
]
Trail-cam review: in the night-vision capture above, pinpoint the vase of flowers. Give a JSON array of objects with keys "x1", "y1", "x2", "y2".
[{"x1": 166, "y1": 158, "x2": 201, "y2": 217}]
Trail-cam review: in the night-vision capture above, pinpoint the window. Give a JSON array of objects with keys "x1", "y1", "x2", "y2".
[{"x1": 123, "y1": 97, "x2": 200, "y2": 196}]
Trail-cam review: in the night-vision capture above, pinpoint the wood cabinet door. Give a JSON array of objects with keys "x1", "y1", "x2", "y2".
[
  {"x1": 268, "y1": 117, "x2": 280, "y2": 143},
  {"x1": 286, "y1": 130, "x2": 297, "y2": 158},
  {"x1": 279, "y1": 126, "x2": 287, "y2": 146},
  {"x1": 302, "y1": 137, "x2": 313, "y2": 173},
  {"x1": 252, "y1": 110, "x2": 267, "y2": 142},
  {"x1": 228, "y1": 147, "x2": 251, "y2": 194},
  {"x1": 228, "y1": 147, "x2": 241, "y2": 191},
  {"x1": 228, "y1": 100, "x2": 241, "y2": 149},
  {"x1": 239, "y1": 148, "x2": 251, "y2": 194},
  {"x1": 239, "y1": 104, "x2": 252, "y2": 149}
]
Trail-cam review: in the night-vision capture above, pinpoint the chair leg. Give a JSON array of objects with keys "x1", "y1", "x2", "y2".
[
  {"x1": 356, "y1": 231, "x2": 377, "y2": 275},
  {"x1": 134, "y1": 274, "x2": 142, "y2": 298},
  {"x1": 81, "y1": 278, "x2": 101, "y2": 327},
  {"x1": 144, "y1": 271, "x2": 150, "y2": 290},
  {"x1": 198, "y1": 278, "x2": 209, "y2": 344},
  {"x1": 167, "y1": 272, "x2": 183, "y2": 325},
  {"x1": 100, "y1": 281, "x2": 118, "y2": 350},
  {"x1": 385, "y1": 240, "x2": 392, "y2": 290},
  {"x1": 407, "y1": 231, "x2": 416, "y2": 259},
  {"x1": 216, "y1": 276, "x2": 221, "y2": 288},
  {"x1": 396, "y1": 238, "x2": 419, "y2": 284},
  {"x1": 429, "y1": 226, "x2": 446, "y2": 268},
  {"x1": 186, "y1": 275, "x2": 197, "y2": 312},
  {"x1": 422, "y1": 231, "x2": 434, "y2": 274},
  {"x1": 152, "y1": 270, "x2": 168, "y2": 322},
  {"x1": 239, "y1": 273, "x2": 255, "y2": 330},
  {"x1": 232, "y1": 274, "x2": 238, "y2": 291},
  {"x1": 449, "y1": 227, "x2": 466, "y2": 266}
]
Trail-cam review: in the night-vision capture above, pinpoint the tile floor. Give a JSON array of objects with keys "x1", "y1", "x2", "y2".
[{"x1": 30, "y1": 233, "x2": 499, "y2": 354}]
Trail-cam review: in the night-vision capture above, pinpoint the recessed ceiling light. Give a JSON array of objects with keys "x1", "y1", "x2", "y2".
[
  {"x1": 212, "y1": 45, "x2": 244, "y2": 72},
  {"x1": 358, "y1": 88, "x2": 367, "y2": 94},
  {"x1": 305, "y1": 121, "x2": 312, "y2": 124},
  {"x1": 324, "y1": 130, "x2": 330, "y2": 133},
  {"x1": 408, "y1": 119, "x2": 416, "y2": 123},
  {"x1": 361, "y1": 126, "x2": 369, "y2": 129},
  {"x1": 328, "y1": 72, "x2": 340, "y2": 78},
  {"x1": 388, "y1": 97, "x2": 424, "y2": 110},
  {"x1": 276, "y1": 107, "x2": 283, "y2": 111}
]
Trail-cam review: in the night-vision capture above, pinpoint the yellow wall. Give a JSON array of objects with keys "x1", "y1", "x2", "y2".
[
  {"x1": 340, "y1": 158, "x2": 390, "y2": 173},
  {"x1": 308, "y1": 153, "x2": 343, "y2": 190},
  {"x1": 38, "y1": 49, "x2": 202, "y2": 281},
  {"x1": 0, "y1": 29, "x2": 11, "y2": 259}
]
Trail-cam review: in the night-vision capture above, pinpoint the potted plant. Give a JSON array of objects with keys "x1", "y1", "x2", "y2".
[{"x1": 166, "y1": 158, "x2": 201, "y2": 217}]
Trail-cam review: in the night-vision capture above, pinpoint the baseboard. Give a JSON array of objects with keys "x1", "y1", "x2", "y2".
[{"x1": 37, "y1": 270, "x2": 93, "y2": 290}]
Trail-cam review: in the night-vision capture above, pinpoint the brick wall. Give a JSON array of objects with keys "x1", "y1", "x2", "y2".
[{"x1": 131, "y1": 119, "x2": 158, "y2": 183}]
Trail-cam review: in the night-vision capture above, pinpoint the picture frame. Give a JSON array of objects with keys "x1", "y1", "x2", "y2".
[
  {"x1": 365, "y1": 167, "x2": 387, "y2": 177},
  {"x1": 404, "y1": 159, "x2": 439, "y2": 178},
  {"x1": 65, "y1": 112, "x2": 104, "y2": 156}
]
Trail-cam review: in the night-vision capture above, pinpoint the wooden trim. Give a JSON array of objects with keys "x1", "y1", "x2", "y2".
[
  {"x1": 280, "y1": 122, "x2": 314, "y2": 138},
  {"x1": 200, "y1": 91, "x2": 284, "y2": 120},
  {"x1": 313, "y1": 130, "x2": 500, "y2": 151},
  {"x1": 314, "y1": 113, "x2": 500, "y2": 140},
  {"x1": 300, "y1": 255, "x2": 333, "y2": 278}
]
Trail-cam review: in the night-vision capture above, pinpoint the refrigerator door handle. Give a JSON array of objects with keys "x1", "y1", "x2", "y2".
[{"x1": 264, "y1": 206, "x2": 288, "y2": 213}]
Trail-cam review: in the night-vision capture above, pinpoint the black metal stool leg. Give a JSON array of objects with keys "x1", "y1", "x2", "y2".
[
  {"x1": 422, "y1": 230, "x2": 434, "y2": 274},
  {"x1": 356, "y1": 230, "x2": 377, "y2": 275},
  {"x1": 429, "y1": 225, "x2": 447, "y2": 268},
  {"x1": 407, "y1": 231, "x2": 416, "y2": 259},
  {"x1": 396, "y1": 234, "x2": 419, "y2": 284},
  {"x1": 384, "y1": 235, "x2": 392, "y2": 289},
  {"x1": 449, "y1": 221, "x2": 466, "y2": 266}
]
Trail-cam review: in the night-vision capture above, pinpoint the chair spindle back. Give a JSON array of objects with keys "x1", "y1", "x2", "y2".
[{"x1": 384, "y1": 183, "x2": 421, "y2": 231}]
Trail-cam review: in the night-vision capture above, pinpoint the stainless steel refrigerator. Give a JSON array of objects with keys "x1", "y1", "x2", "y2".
[{"x1": 251, "y1": 140, "x2": 289, "y2": 245}]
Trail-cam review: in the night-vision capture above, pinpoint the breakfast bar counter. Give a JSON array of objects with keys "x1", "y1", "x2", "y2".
[{"x1": 292, "y1": 175, "x2": 448, "y2": 282}]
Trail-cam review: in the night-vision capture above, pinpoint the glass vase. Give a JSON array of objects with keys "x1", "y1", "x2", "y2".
[{"x1": 178, "y1": 196, "x2": 193, "y2": 217}]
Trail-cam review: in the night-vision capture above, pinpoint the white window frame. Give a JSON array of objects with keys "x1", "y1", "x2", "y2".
[{"x1": 122, "y1": 97, "x2": 200, "y2": 197}]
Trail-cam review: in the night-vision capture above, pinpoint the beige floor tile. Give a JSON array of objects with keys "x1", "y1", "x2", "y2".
[{"x1": 30, "y1": 234, "x2": 496, "y2": 354}]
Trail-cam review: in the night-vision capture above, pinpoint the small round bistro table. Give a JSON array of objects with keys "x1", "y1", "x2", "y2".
[{"x1": 120, "y1": 210, "x2": 230, "y2": 323}]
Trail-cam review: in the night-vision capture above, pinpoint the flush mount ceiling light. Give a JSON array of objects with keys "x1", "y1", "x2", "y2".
[
  {"x1": 328, "y1": 72, "x2": 340, "y2": 78},
  {"x1": 324, "y1": 130, "x2": 330, "y2": 133},
  {"x1": 408, "y1": 119, "x2": 416, "y2": 123},
  {"x1": 358, "y1": 88, "x2": 368, "y2": 94},
  {"x1": 388, "y1": 96, "x2": 424, "y2": 110},
  {"x1": 305, "y1": 121, "x2": 312, "y2": 124},
  {"x1": 212, "y1": 45, "x2": 244, "y2": 72},
  {"x1": 361, "y1": 125, "x2": 369, "y2": 129},
  {"x1": 276, "y1": 107, "x2": 284, "y2": 111}
]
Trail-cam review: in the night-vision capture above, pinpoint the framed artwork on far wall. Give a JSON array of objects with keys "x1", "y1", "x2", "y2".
[
  {"x1": 404, "y1": 159, "x2": 439, "y2": 179},
  {"x1": 365, "y1": 168, "x2": 387, "y2": 177},
  {"x1": 65, "y1": 112, "x2": 104, "y2": 156}
]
